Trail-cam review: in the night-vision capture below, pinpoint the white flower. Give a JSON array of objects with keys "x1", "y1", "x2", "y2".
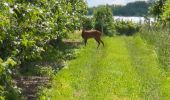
[
  {"x1": 4, "y1": 2, "x2": 9, "y2": 6},
  {"x1": 39, "y1": 10, "x2": 43, "y2": 13},
  {"x1": 9, "y1": 8, "x2": 14, "y2": 14},
  {"x1": 27, "y1": 8, "x2": 32, "y2": 12},
  {"x1": 14, "y1": 5, "x2": 18, "y2": 9}
]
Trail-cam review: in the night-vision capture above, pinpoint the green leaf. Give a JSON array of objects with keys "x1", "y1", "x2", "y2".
[{"x1": 6, "y1": 58, "x2": 17, "y2": 68}]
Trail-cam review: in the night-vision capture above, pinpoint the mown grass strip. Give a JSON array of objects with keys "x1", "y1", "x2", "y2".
[{"x1": 38, "y1": 36, "x2": 169, "y2": 100}]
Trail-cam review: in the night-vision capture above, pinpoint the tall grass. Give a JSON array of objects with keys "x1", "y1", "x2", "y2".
[{"x1": 139, "y1": 25, "x2": 170, "y2": 70}]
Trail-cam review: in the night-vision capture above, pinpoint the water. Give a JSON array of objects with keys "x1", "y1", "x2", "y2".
[
  {"x1": 113, "y1": 16, "x2": 155, "y2": 23},
  {"x1": 87, "y1": 16, "x2": 155, "y2": 24}
]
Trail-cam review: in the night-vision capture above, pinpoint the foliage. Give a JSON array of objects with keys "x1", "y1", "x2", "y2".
[
  {"x1": 0, "y1": 0, "x2": 87, "y2": 99},
  {"x1": 0, "y1": 0, "x2": 87, "y2": 64},
  {"x1": 162, "y1": 0, "x2": 170, "y2": 22},
  {"x1": 114, "y1": 21, "x2": 140, "y2": 36},
  {"x1": 82, "y1": 17, "x2": 93, "y2": 30},
  {"x1": 0, "y1": 58, "x2": 22, "y2": 100},
  {"x1": 146, "y1": 0, "x2": 170, "y2": 68},
  {"x1": 88, "y1": 1, "x2": 150, "y2": 16},
  {"x1": 149, "y1": 0, "x2": 166, "y2": 19},
  {"x1": 19, "y1": 36, "x2": 81, "y2": 76},
  {"x1": 93, "y1": 5, "x2": 115, "y2": 36},
  {"x1": 146, "y1": 0, "x2": 170, "y2": 69}
]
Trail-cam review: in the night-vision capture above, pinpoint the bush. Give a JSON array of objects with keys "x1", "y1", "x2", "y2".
[{"x1": 114, "y1": 21, "x2": 140, "y2": 36}]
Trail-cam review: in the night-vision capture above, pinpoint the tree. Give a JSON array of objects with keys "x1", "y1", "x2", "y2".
[
  {"x1": 149, "y1": 0, "x2": 166, "y2": 19},
  {"x1": 93, "y1": 5, "x2": 115, "y2": 36}
]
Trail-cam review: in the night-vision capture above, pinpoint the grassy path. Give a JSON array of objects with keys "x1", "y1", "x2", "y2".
[{"x1": 39, "y1": 36, "x2": 170, "y2": 100}]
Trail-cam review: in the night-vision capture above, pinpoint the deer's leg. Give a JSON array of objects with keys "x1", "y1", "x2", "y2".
[
  {"x1": 95, "y1": 38, "x2": 100, "y2": 48},
  {"x1": 97, "y1": 40, "x2": 100, "y2": 48},
  {"x1": 84, "y1": 39, "x2": 87, "y2": 46},
  {"x1": 100, "y1": 39, "x2": 104, "y2": 46}
]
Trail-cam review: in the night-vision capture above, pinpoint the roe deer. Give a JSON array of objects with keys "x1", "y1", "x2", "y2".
[{"x1": 82, "y1": 29, "x2": 104, "y2": 48}]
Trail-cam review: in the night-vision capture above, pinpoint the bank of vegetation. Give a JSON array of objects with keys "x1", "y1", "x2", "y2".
[{"x1": 0, "y1": 0, "x2": 87, "y2": 99}]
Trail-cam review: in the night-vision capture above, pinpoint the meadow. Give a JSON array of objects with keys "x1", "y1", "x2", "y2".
[{"x1": 37, "y1": 34, "x2": 170, "y2": 99}]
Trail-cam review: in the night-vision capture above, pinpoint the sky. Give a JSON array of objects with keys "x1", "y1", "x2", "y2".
[{"x1": 86, "y1": 0, "x2": 148, "y2": 7}]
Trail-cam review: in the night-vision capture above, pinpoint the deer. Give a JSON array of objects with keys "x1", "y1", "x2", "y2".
[{"x1": 81, "y1": 29, "x2": 104, "y2": 48}]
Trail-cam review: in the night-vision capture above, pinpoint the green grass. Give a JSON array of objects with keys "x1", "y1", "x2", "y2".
[
  {"x1": 37, "y1": 35, "x2": 170, "y2": 100},
  {"x1": 139, "y1": 27, "x2": 170, "y2": 69}
]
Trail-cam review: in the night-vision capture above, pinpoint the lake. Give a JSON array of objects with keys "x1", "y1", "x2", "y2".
[
  {"x1": 87, "y1": 16, "x2": 155, "y2": 24},
  {"x1": 113, "y1": 16, "x2": 155, "y2": 23}
]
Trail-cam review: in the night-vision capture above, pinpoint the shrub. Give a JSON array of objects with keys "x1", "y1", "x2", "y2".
[{"x1": 114, "y1": 21, "x2": 140, "y2": 36}]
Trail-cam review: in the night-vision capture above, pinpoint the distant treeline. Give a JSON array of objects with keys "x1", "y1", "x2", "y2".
[{"x1": 88, "y1": 1, "x2": 151, "y2": 16}]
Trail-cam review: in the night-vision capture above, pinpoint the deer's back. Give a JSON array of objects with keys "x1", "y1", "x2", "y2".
[{"x1": 82, "y1": 30, "x2": 102, "y2": 38}]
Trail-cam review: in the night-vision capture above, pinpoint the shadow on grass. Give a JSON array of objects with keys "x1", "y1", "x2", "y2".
[{"x1": 19, "y1": 39, "x2": 82, "y2": 76}]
